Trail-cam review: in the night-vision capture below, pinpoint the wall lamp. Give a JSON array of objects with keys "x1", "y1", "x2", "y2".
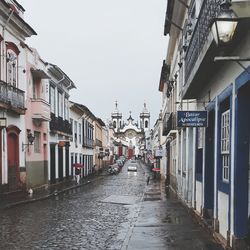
[
  {"x1": 22, "y1": 132, "x2": 35, "y2": 151},
  {"x1": 211, "y1": 0, "x2": 250, "y2": 72},
  {"x1": 211, "y1": 0, "x2": 238, "y2": 46}
]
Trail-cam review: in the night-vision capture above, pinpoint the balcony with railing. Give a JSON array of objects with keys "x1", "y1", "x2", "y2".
[
  {"x1": 183, "y1": 0, "x2": 220, "y2": 98},
  {"x1": 31, "y1": 98, "x2": 50, "y2": 121},
  {"x1": 82, "y1": 136, "x2": 94, "y2": 148},
  {"x1": 162, "y1": 112, "x2": 177, "y2": 136},
  {"x1": 0, "y1": 80, "x2": 25, "y2": 114},
  {"x1": 50, "y1": 113, "x2": 72, "y2": 135}
]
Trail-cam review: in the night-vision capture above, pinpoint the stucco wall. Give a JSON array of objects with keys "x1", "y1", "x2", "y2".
[
  {"x1": 218, "y1": 191, "x2": 229, "y2": 239},
  {"x1": 196, "y1": 181, "x2": 202, "y2": 214},
  {"x1": 26, "y1": 161, "x2": 48, "y2": 188}
]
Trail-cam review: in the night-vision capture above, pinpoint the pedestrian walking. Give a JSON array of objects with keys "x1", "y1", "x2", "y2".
[
  {"x1": 75, "y1": 167, "x2": 81, "y2": 184},
  {"x1": 147, "y1": 175, "x2": 150, "y2": 185}
]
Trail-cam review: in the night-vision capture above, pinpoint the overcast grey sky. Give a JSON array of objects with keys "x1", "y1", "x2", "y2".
[{"x1": 18, "y1": 0, "x2": 167, "y2": 125}]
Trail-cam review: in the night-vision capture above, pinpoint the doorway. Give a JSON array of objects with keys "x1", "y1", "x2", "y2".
[
  {"x1": 50, "y1": 144, "x2": 56, "y2": 184},
  {"x1": 204, "y1": 110, "x2": 215, "y2": 219},
  {"x1": 7, "y1": 129, "x2": 20, "y2": 191}
]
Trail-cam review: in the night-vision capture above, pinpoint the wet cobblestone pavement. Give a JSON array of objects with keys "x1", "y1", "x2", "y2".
[{"x1": 0, "y1": 162, "x2": 223, "y2": 250}]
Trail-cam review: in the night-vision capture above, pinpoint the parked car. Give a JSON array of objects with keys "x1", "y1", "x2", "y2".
[{"x1": 127, "y1": 163, "x2": 137, "y2": 171}]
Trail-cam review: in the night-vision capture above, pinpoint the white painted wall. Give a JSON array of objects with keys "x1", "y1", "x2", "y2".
[
  {"x1": 196, "y1": 181, "x2": 203, "y2": 214},
  {"x1": 218, "y1": 191, "x2": 229, "y2": 239}
]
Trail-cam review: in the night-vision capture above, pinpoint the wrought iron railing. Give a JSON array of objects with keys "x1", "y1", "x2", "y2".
[
  {"x1": 82, "y1": 136, "x2": 94, "y2": 148},
  {"x1": 162, "y1": 112, "x2": 176, "y2": 136},
  {"x1": 0, "y1": 80, "x2": 25, "y2": 110},
  {"x1": 184, "y1": 0, "x2": 220, "y2": 83},
  {"x1": 50, "y1": 113, "x2": 72, "y2": 135}
]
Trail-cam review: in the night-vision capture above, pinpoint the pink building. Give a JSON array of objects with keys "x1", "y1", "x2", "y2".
[
  {"x1": 23, "y1": 46, "x2": 50, "y2": 189},
  {"x1": 0, "y1": 1, "x2": 36, "y2": 193}
]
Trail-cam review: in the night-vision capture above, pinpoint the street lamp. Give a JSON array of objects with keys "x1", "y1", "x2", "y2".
[
  {"x1": 22, "y1": 132, "x2": 35, "y2": 151},
  {"x1": 211, "y1": 0, "x2": 238, "y2": 45}
]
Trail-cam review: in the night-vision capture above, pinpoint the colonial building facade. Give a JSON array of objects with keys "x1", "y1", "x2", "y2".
[
  {"x1": 159, "y1": 0, "x2": 250, "y2": 248},
  {"x1": 24, "y1": 47, "x2": 50, "y2": 189},
  {"x1": 47, "y1": 64, "x2": 75, "y2": 184},
  {"x1": 110, "y1": 102, "x2": 150, "y2": 159},
  {"x1": 0, "y1": 0, "x2": 36, "y2": 192}
]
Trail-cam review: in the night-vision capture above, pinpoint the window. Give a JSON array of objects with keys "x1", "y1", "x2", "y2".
[
  {"x1": 74, "y1": 121, "x2": 78, "y2": 147},
  {"x1": 79, "y1": 124, "x2": 82, "y2": 144},
  {"x1": 50, "y1": 86, "x2": 55, "y2": 113},
  {"x1": 64, "y1": 98, "x2": 69, "y2": 120},
  {"x1": 34, "y1": 131, "x2": 41, "y2": 153},
  {"x1": 70, "y1": 119, "x2": 73, "y2": 142},
  {"x1": 145, "y1": 120, "x2": 148, "y2": 128},
  {"x1": 221, "y1": 110, "x2": 230, "y2": 182},
  {"x1": 113, "y1": 121, "x2": 116, "y2": 128},
  {"x1": 58, "y1": 92, "x2": 63, "y2": 117},
  {"x1": 6, "y1": 50, "x2": 17, "y2": 87},
  {"x1": 32, "y1": 76, "x2": 37, "y2": 99},
  {"x1": 221, "y1": 110, "x2": 230, "y2": 153}
]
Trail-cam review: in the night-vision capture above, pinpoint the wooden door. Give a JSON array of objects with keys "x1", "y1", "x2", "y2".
[{"x1": 8, "y1": 132, "x2": 19, "y2": 191}]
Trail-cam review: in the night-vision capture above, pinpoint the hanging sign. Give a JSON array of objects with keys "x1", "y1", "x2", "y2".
[
  {"x1": 177, "y1": 111, "x2": 208, "y2": 127},
  {"x1": 0, "y1": 118, "x2": 6, "y2": 128}
]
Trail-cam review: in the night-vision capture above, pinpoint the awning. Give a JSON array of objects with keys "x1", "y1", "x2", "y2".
[
  {"x1": 31, "y1": 68, "x2": 50, "y2": 79},
  {"x1": 152, "y1": 168, "x2": 160, "y2": 172}
]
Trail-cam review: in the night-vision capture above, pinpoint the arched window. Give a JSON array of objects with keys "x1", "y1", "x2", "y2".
[
  {"x1": 145, "y1": 120, "x2": 148, "y2": 128},
  {"x1": 113, "y1": 121, "x2": 116, "y2": 128},
  {"x1": 6, "y1": 42, "x2": 20, "y2": 88}
]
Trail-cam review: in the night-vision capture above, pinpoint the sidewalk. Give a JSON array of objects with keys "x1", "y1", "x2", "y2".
[
  {"x1": 0, "y1": 174, "x2": 102, "y2": 210},
  {"x1": 123, "y1": 178, "x2": 223, "y2": 250}
]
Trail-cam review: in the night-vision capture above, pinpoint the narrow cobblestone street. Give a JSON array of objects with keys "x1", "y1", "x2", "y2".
[{"x1": 0, "y1": 162, "x2": 223, "y2": 250}]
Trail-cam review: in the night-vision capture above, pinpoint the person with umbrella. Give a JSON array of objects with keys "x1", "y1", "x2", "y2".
[
  {"x1": 73, "y1": 163, "x2": 83, "y2": 184},
  {"x1": 75, "y1": 167, "x2": 81, "y2": 184}
]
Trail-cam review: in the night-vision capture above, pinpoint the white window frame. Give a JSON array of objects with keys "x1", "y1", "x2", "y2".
[
  {"x1": 74, "y1": 120, "x2": 78, "y2": 147},
  {"x1": 58, "y1": 92, "x2": 63, "y2": 118},
  {"x1": 221, "y1": 109, "x2": 230, "y2": 182},
  {"x1": 79, "y1": 123, "x2": 82, "y2": 144},
  {"x1": 50, "y1": 86, "x2": 55, "y2": 114}
]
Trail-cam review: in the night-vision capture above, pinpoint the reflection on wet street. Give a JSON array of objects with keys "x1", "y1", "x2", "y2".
[
  {"x1": 0, "y1": 162, "x2": 222, "y2": 250},
  {"x1": 0, "y1": 162, "x2": 145, "y2": 250}
]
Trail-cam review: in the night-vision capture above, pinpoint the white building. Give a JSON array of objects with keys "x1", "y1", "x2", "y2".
[
  {"x1": 69, "y1": 102, "x2": 95, "y2": 177},
  {"x1": 47, "y1": 64, "x2": 75, "y2": 184},
  {"x1": 160, "y1": 0, "x2": 250, "y2": 248},
  {"x1": 110, "y1": 102, "x2": 150, "y2": 159},
  {"x1": 0, "y1": 0, "x2": 36, "y2": 192}
]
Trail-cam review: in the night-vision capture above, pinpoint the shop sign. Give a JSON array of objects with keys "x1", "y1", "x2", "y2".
[
  {"x1": 0, "y1": 118, "x2": 6, "y2": 128},
  {"x1": 155, "y1": 148, "x2": 163, "y2": 158},
  {"x1": 177, "y1": 111, "x2": 208, "y2": 127}
]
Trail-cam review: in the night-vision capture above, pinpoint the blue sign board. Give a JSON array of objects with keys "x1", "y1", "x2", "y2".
[{"x1": 177, "y1": 111, "x2": 208, "y2": 127}]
